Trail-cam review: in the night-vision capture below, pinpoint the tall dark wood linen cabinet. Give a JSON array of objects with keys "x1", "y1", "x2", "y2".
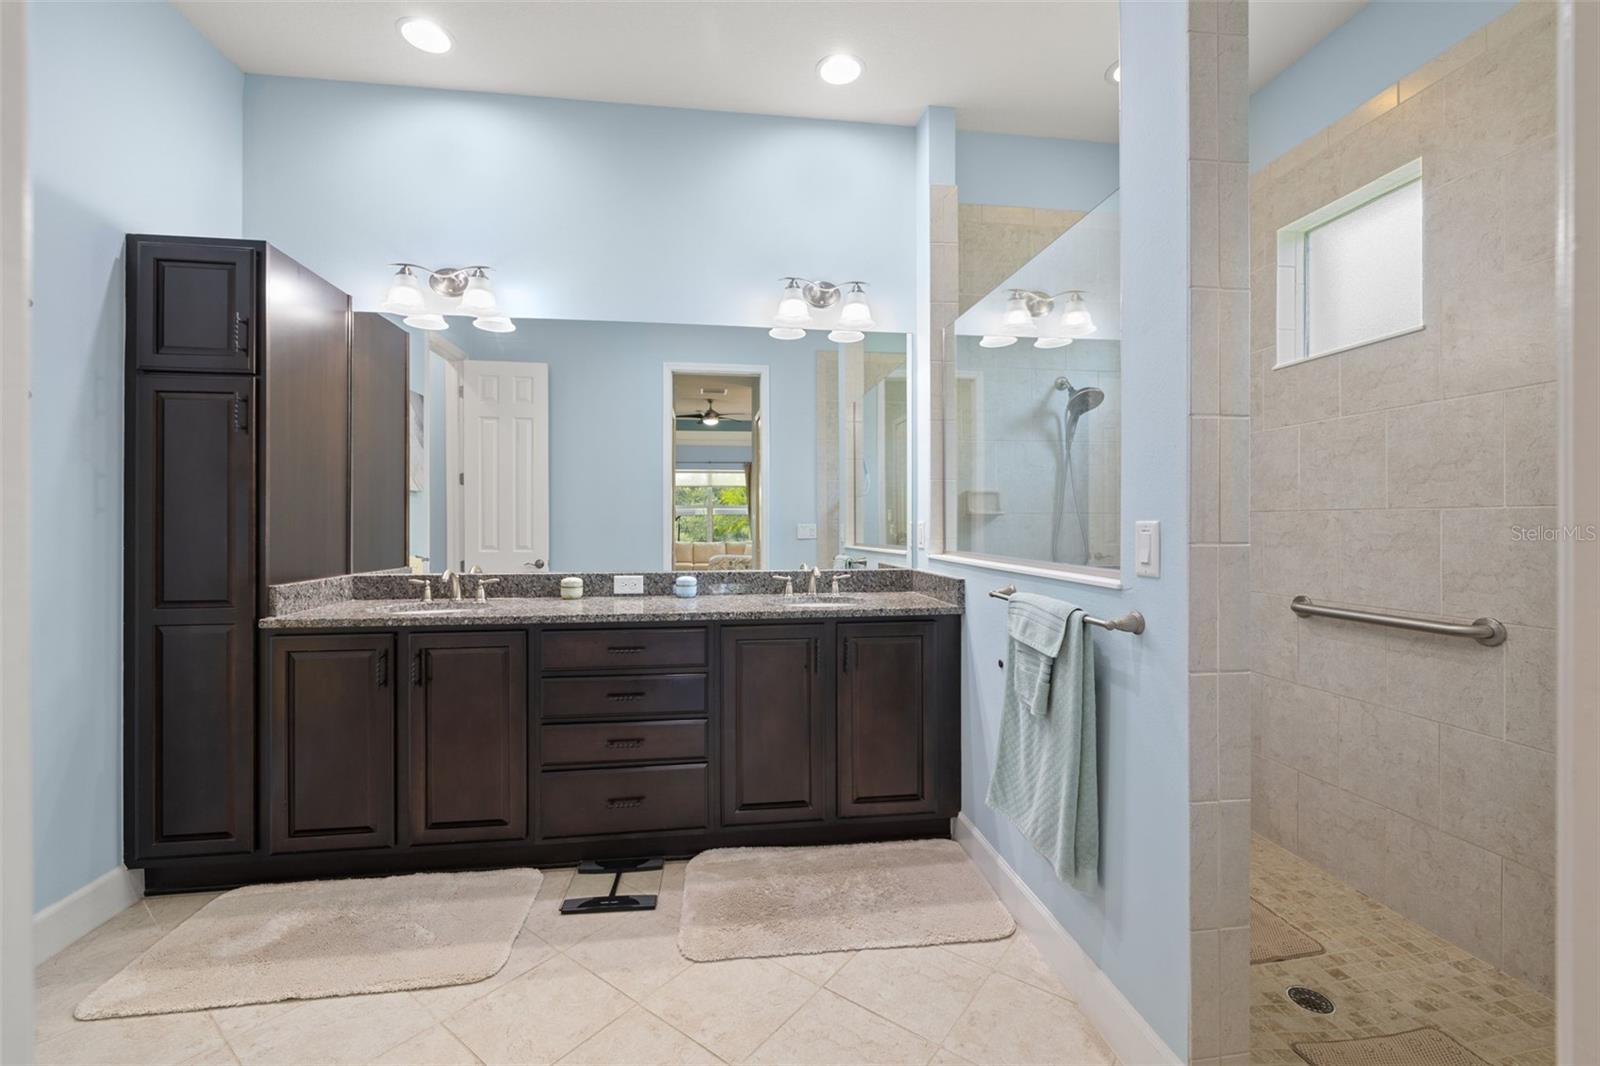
[{"x1": 123, "y1": 235, "x2": 408, "y2": 866}]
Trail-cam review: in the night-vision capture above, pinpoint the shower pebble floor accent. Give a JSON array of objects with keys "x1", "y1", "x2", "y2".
[
  {"x1": 1250, "y1": 836, "x2": 1554, "y2": 1066},
  {"x1": 33, "y1": 861, "x2": 1116, "y2": 1065}
]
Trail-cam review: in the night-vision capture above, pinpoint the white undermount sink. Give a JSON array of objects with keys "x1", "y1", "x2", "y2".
[{"x1": 778, "y1": 593, "x2": 866, "y2": 608}]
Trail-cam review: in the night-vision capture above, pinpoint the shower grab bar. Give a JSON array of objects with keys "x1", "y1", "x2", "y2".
[
  {"x1": 989, "y1": 585, "x2": 1145, "y2": 635},
  {"x1": 1289, "y1": 595, "x2": 1506, "y2": 646}
]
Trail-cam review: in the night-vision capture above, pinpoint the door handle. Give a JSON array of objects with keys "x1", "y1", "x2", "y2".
[
  {"x1": 233, "y1": 395, "x2": 249, "y2": 432},
  {"x1": 233, "y1": 312, "x2": 249, "y2": 353}
]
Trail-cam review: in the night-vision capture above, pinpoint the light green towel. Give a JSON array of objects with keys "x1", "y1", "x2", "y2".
[
  {"x1": 1003, "y1": 593, "x2": 1072, "y2": 718},
  {"x1": 986, "y1": 597, "x2": 1100, "y2": 891}
]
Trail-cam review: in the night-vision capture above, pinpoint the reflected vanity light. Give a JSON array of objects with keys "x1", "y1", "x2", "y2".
[
  {"x1": 1060, "y1": 290, "x2": 1096, "y2": 336},
  {"x1": 1034, "y1": 336, "x2": 1073, "y2": 349},
  {"x1": 381, "y1": 263, "x2": 515, "y2": 333},
  {"x1": 1003, "y1": 292, "x2": 1033, "y2": 330},
  {"x1": 979, "y1": 334, "x2": 1018, "y2": 348},
  {"x1": 769, "y1": 278, "x2": 873, "y2": 341}
]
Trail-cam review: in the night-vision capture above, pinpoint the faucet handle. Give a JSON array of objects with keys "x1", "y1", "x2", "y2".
[
  {"x1": 408, "y1": 577, "x2": 433, "y2": 603},
  {"x1": 778, "y1": 575, "x2": 794, "y2": 597},
  {"x1": 475, "y1": 577, "x2": 501, "y2": 603},
  {"x1": 831, "y1": 573, "x2": 853, "y2": 594}
]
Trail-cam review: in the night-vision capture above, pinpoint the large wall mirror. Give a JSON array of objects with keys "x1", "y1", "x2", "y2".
[{"x1": 391, "y1": 315, "x2": 907, "y2": 575}]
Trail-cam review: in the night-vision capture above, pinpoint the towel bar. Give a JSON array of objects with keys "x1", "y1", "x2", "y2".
[
  {"x1": 1289, "y1": 595, "x2": 1506, "y2": 646},
  {"x1": 989, "y1": 585, "x2": 1146, "y2": 635}
]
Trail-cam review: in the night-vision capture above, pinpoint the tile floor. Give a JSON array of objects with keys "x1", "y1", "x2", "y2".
[
  {"x1": 1249, "y1": 836, "x2": 1555, "y2": 1066},
  {"x1": 34, "y1": 862, "x2": 1118, "y2": 1065}
]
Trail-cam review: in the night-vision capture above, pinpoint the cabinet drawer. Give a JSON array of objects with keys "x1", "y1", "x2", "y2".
[
  {"x1": 538, "y1": 764, "x2": 708, "y2": 838},
  {"x1": 542, "y1": 627, "x2": 706, "y2": 671},
  {"x1": 541, "y1": 719, "x2": 707, "y2": 767},
  {"x1": 541, "y1": 673, "x2": 707, "y2": 720}
]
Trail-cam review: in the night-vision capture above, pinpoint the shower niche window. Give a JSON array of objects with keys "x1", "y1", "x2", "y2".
[{"x1": 945, "y1": 191, "x2": 1121, "y2": 572}]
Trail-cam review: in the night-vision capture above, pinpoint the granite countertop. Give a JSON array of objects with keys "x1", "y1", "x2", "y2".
[{"x1": 259, "y1": 590, "x2": 962, "y2": 630}]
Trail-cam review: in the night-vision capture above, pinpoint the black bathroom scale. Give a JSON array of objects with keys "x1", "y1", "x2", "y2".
[{"x1": 559, "y1": 856, "x2": 664, "y2": 915}]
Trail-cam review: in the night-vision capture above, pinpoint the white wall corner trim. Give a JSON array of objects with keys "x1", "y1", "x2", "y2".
[
  {"x1": 953, "y1": 815, "x2": 1183, "y2": 1066},
  {"x1": 32, "y1": 866, "x2": 144, "y2": 966}
]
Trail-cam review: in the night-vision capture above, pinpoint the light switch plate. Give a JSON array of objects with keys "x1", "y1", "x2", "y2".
[
  {"x1": 797, "y1": 523, "x2": 817, "y2": 541},
  {"x1": 1134, "y1": 520, "x2": 1160, "y2": 577},
  {"x1": 613, "y1": 574, "x2": 645, "y2": 595}
]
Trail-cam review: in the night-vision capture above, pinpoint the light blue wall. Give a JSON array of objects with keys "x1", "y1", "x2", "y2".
[
  {"x1": 411, "y1": 319, "x2": 837, "y2": 572},
  {"x1": 242, "y1": 76, "x2": 917, "y2": 332},
  {"x1": 1250, "y1": 0, "x2": 1516, "y2": 169},
  {"x1": 27, "y1": 0, "x2": 243, "y2": 910},
  {"x1": 924, "y1": 3, "x2": 1193, "y2": 1055},
  {"x1": 955, "y1": 131, "x2": 1120, "y2": 211}
]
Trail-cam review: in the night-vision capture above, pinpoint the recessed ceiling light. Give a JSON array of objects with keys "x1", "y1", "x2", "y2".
[
  {"x1": 1105, "y1": 60, "x2": 1121, "y2": 85},
  {"x1": 817, "y1": 54, "x2": 864, "y2": 86},
  {"x1": 398, "y1": 17, "x2": 452, "y2": 55}
]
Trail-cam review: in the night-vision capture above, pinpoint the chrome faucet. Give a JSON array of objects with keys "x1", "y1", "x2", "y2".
[
  {"x1": 804, "y1": 564, "x2": 823, "y2": 594},
  {"x1": 440, "y1": 569, "x2": 463, "y2": 602}
]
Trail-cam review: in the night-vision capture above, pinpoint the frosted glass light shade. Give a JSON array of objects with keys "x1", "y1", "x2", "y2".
[
  {"x1": 1305, "y1": 179, "x2": 1423, "y2": 356},
  {"x1": 402, "y1": 313, "x2": 448, "y2": 331},
  {"x1": 382, "y1": 268, "x2": 425, "y2": 314},
  {"x1": 769, "y1": 326, "x2": 806, "y2": 340},
  {"x1": 837, "y1": 286, "x2": 874, "y2": 329},
  {"x1": 828, "y1": 329, "x2": 864, "y2": 343},
  {"x1": 1034, "y1": 336, "x2": 1073, "y2": 349},
  {"x1": 459, "y1": 272, "x2": 499, "y2": 315},
  {"x1": 1061, "y1": 292, "x2": 1096, "y2": 336},
  {"x1": 472, "y1": 314, "x2": 515, "y2": 333},
  {"x1": 979, "y1": 334, "x2": 1017, "y2": 348},
  {"x1": 774, "y1": 280, "x2": 811, "y2": 326},
  {"x1": 1003, "y1": 295, "x2": 1032, "y2": 330}
]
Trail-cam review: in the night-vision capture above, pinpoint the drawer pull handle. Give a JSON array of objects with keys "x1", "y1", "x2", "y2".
[
  {"x1": 606, "y1": 692, "x2": 646, "y2": 702},
  {"x1": 605, "y1": 738, "x2": 645, "y2": 749},
  {"x1": 607, "y1": 645, "x2": 646, "y2": 654},
  {"x1": 606, "y1": 795, "x2": 645, "y2": 809}
]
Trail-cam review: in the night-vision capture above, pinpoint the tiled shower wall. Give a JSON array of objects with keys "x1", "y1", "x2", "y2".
[
  {"x1": 1187, "y1": 1, "x2": 1252, "y2": 1062},
  {"x1": 1247, "y1": 1, "x2": 1557, "y2": 996}
]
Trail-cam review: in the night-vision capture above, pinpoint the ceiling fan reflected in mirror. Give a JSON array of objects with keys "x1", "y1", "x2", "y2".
[{"x1": 677, "y1": 401, "x2": 725, "y2": 427}]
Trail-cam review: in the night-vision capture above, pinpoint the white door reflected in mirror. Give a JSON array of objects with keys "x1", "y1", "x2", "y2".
[{"x1": 463, "y1": 360, "x2": 550, "y2": 573}]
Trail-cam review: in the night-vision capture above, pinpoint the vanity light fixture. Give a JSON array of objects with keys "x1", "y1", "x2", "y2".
[
  {"x1": 769, "y1": 278, "x2": 874, "y2": 342},
  {"x1": 816, "y1": 53, "x2": 864, "y2": 86},
  {"x1": 381, "y1": 263, "x2": 516, "y2": 333},
  {"x1": 979, "y1": 335, "x2": 1018, "y2": 348},
  {"x1": 398, "y1": 17, "x2": 453, "y2": 55}
]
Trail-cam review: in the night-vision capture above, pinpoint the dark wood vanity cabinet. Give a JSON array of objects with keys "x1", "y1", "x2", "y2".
[
  {"x1": 836, "y1": 621, "x2": 939, "y2": 818},
  {"x1": 267, "y1": 635, "x2": 396, "y2": 854},
  {"x1": 719, "y1": 624, "x2": 830, "y2": 826},
  {"x1": 129, "y1": 240, "x2": 257, "y2": 374},
  {"x1": 404, "y1": 632, "x2": 529, "y2": 845}
]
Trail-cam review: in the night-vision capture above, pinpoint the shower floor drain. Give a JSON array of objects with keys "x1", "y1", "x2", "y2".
[{"x1": 1287, "y1": 986, "x2": 1336, "y2": 1014}]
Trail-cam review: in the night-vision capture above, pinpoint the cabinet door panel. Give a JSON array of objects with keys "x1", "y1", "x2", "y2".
[
  {"x1": 837, "y1": 622, "x2": 938, "y2": 818},
  {"x1": 719, "y1": 624, "x2": 828, "y2": 825},
  {"x1": 407, "y1": 632, "x2": 528, "y2": 845},
  {"x1": 127, "y1": 374, "x2": 256, "y2": 861},
  {"x1": 130, "y1": 239, "x2": 256, "y2": 373},
  {"x1": 269, "y1": 636, "x2": 395, "y2": 853}
]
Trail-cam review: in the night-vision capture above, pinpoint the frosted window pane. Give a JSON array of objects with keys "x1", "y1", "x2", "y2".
[{"x1": 1305, "y1": 180, "x2": 1423, "y2": 356}]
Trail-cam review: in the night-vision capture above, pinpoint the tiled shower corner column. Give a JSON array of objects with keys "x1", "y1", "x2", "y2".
[
  {"x1": 1188, "y1": 1, "x2": 1252, "y2": 1063},
  {"x1": 930, "y1": 184, "x2": 959, "y2": 553}
]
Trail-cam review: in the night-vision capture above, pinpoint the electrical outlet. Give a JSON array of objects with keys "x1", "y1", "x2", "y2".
[
  {"x1": 797, "y1": 523, "x2": 817, "y2": 540},
  {"x1": 613, "y1": 574, "x2": 645, "y2": 595}
]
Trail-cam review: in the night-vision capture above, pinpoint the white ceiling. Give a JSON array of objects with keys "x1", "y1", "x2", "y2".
[
  {"x1": 673, "y1": 374, "x2": 758, "y2": 421},
  {"x1": 175, "y1": 1, "x2": 1367, "y2": 142}
]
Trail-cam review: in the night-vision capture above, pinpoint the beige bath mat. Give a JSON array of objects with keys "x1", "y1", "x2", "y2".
[
  {"x1": 678, "y1": 839, "x2": 1015, "y2": 961},
  {"x1": 76, "y1": 868, "x2": 542, "y2": 1019},
  {"x1": 1251, "y1": 898, "x2": 1325, "y2": 963},
  {"x1": 1293, "y1": 1026, "x2": 1489, "y2": 1066}
]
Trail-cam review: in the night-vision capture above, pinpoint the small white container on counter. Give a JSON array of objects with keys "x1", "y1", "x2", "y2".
[
  {"x1": 560, "y1": 577, "x2": 584, "y2": 600},
  {"x1": 674, "y1": 575, "x2": 698, "y2": 598}
]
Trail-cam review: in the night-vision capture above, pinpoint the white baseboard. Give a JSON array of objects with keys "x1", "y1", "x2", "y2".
[
  {"x1": 954, "y1": 814, "x2": 1182, "y2": 1066},
  {"x1": 32, "y1": 866, "x2": 143, "y2": 965}
]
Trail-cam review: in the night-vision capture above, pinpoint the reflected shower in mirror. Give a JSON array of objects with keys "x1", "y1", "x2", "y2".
[
  {"x1": 382, "y1": 315, "x2": 907, "y2": 575},
  {"x1": 947, "y1": 190, "x2": 1122, "y2": 571}
]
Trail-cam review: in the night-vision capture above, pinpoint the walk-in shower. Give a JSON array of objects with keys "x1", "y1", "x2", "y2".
[{"x1": 1050, "y1": 375, "x2": 1103, "y2": 565}]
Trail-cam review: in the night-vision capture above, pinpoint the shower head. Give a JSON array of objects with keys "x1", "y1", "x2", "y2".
[{"x1": 1054, "y1": 376, "x2": 1105, "y2": 417}]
